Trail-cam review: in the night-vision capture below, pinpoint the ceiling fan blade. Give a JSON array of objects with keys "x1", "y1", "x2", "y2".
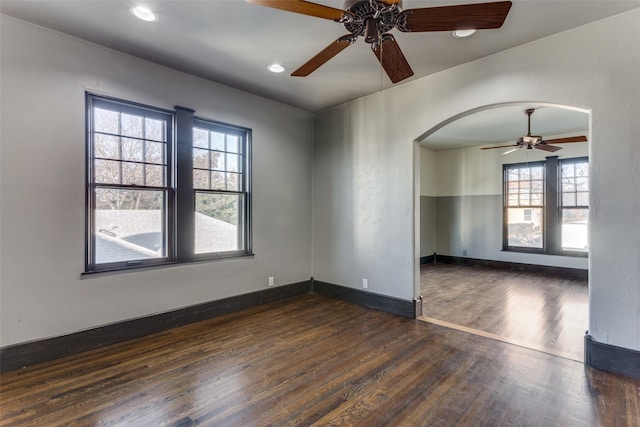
[
  {"x1": 481, "y1": 144, "x2": 518, "y2": 150},
  {"x1": 535, "y1": 143, "x2": 562, "y2": 153},
  {"x1": 502, "y1": 148, "x2": 519, "y2": 155},
  {"x1": 245, "y1": 0, "x2": 345, "y2": 21},
  {"x1": 397, "y1": 1, "x2": 512, "y2": 32},
  {"x1": 291, "y1": 36, "x2": 354, "y2": 77},
  {"x1": 543, "y1": 136, "x2": 588, "y2": 144},
  {"x1": 372, "y1": 35, "x2": 414, "y2": 84}
]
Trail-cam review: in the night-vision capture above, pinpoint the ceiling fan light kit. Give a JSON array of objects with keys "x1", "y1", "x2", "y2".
[
  {"x1": 246, "y1": 0, "x2": 512, "y2": 84},
  {"x1": 453, "y1": 29, "x2": 477, "y2": 38},
  {"x1": 481, "y1": 108, "x2": 588, "y2": 154}
]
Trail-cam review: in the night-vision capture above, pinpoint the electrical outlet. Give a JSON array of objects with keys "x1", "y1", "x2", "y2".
[
  {"x1": 363, "y1": 278, "x2": 368, "y2": 289},
  {"x1": 268, "y1": 276, "x2": 274, "y2": 287}
]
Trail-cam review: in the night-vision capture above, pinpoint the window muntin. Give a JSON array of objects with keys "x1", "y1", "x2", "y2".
[
  {"x1": 504, "y1": 163, "x2": 545, "y2": 250},
  {"x1": 86, "y1": 95, "x2": 252, "y2": 273},
  {"x1": 87, "y1": 97, "x2": 172, "y2": 271},
  {"x1": 193, "y1": 121, "x2": 249, "y2": 255},
  {"x1": 560, "y1": 158, "x2": 589, "y2": 252}
]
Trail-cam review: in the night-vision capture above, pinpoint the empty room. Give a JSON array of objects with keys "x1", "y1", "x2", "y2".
[
  {"x1": 418, "y1": 105, "x2": 591, "y2": 361},
  {"x1": 1, "y1": 1, "x2": 639, "y2": 425}
]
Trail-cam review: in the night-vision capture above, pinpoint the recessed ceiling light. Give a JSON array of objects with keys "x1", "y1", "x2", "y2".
[
  {"x1": 453, "y1": 29, "x2": 476, "y2": 38},
  {"x1": 130, "y1": 6, "x2": 158, "y2": 22},
  {"x1": 267, "y1": 63, "x2": 285, "y2": 73}
]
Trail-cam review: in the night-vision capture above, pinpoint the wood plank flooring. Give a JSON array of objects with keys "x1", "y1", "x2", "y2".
[
  {"x1": 420, "y1": 263, "x2": 588, "y2": 361},
  {"x1": 2, "y1": 294, "x2": 639, "y2": 426}
]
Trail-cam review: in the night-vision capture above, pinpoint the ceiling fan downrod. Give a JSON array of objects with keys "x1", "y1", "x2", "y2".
[{"x1": 525, "y1": 108, "x2": 535, "y2": 136}]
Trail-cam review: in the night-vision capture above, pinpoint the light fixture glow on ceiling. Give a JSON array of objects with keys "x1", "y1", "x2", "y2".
[
  {"x1": 267, "y1": 63, "x2": 285, "y2": 73},
  {"x1": 130, "y1": 6, "x2": 158, "y2": 22},
  {"x1": 453, "y1": 29, "x2": 477, "y2": 38}
]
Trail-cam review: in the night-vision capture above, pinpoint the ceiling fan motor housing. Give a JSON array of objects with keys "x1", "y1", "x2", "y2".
[{"x1": 342, "y1": 0, "x2": 401, "y2": 40}]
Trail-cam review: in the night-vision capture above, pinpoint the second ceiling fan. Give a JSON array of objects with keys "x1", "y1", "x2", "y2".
[
  {"x1": 246, "y1": 0, "x2": 513, "y2": 83},
  {"x1": 481, "y1": 108, "x2": 588, "y2": 154}
]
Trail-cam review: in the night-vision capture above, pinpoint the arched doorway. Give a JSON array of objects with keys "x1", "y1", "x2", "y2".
[{"x1": 415, "y1": 102, "x2": 590, "y2": 361}]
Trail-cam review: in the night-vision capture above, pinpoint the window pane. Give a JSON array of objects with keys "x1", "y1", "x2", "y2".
[
  {"x1": 193, "y1": 128, "x2": 209, "y2": 149},
  {"x1": 95, "y1": 159, "x2": 121, "y2": 184},
  {"x1": 507, "y1": 207, "x2": 543, "y2": 248},
  {"x1": 227, "y1": 135, "x2": 240, "y2": 153},
  {"x1": 562, "y1": 208, "x2": 588, "y2": 252},
  {"x1": 576, "y1": 177, "x2": 589, "y2": 192},
  {"x1": 94, "y1": 188, "x2": 166, "y2": 264},
  {"x1": 531, "y1": 180, "x2": 543, "y2": 194},
  {"x1": 226, "y1": 153, "x2": 240, "y2": 172},
  {"x1": 562, "y1": 178, "x2": 575, "y2": 192},
  {"x1": 122, "y1": 138, "x2": 143, "y2": 162},
  {"x1": 562, "y1": 193, "x2": 575, "y2": 207},
  {"x1": 576, "y1": 192, "x2": 589, "y2": 206},
  {"x1": 530, "y1": 193, "x2": 543, "y2": 205},
  {"x1": 531, "y1": 167, "x2": 543, "y2": 180},
  {"x1": 145, "y1": 141, "x2": 164, "y2": 164},
  {"x1": 193, "y1": 148, "x2": 209, "y2": 169},
  {"x1": 575, "y1": 163, "x2": 588, "y2": 177},
  {"x1": 211, "y1": 151, "x2": 225, "y2": 171},
  {"x1": 94, "y1": 108, "x2": 119, "y2": 134},
  {"x1": 121, "y1": 113, "x2": 143, "y2": 138},
  {"x1": 145, "y1": 118, "x2": 164, "y2": 141},
  {"x1": 561, "y1": 163, "x2": 574, "y2": 179},
  {"x1": 211, "y1": 171, "x2": 225, "y2": 190},
  {"x1": 193, "y1": 169, "x2": 210, "y2": 190},
  {"x1": 145, "y1": 165, "x2": 165, "y2": 187},
  {"x1": 95, "y1": 134, "x2": 120, "y2": 160},
  {"x1": 122, "y1": 162, "x2": 144, "y2": 185},
  {"x1": 195, "y1": 192, "x2": 243, "y2": 254},
  {"x1": 211, "y1": 132, "x2": 225, "y2": 151},
  {"x1": 227, "y1": 173, "x2": 241, "y2": 191}
]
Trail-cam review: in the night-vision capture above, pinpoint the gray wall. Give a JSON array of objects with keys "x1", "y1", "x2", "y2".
[
  {"x1": 420, "y1": 196, "x2": 436, "y2": 258},
  {"x1": 0, "y1": 16, "x2": 313, "y2": 347},
  {"x1": 434, "y1": 195, "x2": 502, "y2": 258},
  {"x1": 313, "y1": 9, "x2": 640, "y2": 352}
]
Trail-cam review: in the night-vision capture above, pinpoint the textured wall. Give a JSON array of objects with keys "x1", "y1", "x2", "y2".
[
  {"x1": 0, "y1": 17, "x2": 313, "y2": 346},
  {"x1": 313, "y1": 9, "x2": 640, "y2": 351}
]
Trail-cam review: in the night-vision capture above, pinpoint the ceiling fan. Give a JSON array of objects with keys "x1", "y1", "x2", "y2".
[
  {"x1": 246, "y1": 0, "x2": 512, "y2": 83},
  {"x1": 481, "y1": 108, "x2": 588, "y2": 154}
]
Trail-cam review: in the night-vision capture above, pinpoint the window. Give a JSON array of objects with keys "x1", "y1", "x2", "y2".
[
  {"x1": 504, "y1": 162, "x2": 545, "y2": 250},
  {"x1": 86, "y1": 94, "x2": 251, "y2": 273},
  {"x1": 192, "y1": 120, "x2": 249, "y2": 255},
  {"x1": 560, "y1": 158, "x2": 589, "y2": 252},
  {"x1": 503, "y1": 157, "x2": 588, "y2": 256}
]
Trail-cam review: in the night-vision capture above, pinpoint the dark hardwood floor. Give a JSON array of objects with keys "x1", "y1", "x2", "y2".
[
  {"x1": 2, "y1": 294, "x2": 638, "y2": 426},
  {"x1": 420, "y1": 263, "x2": 588, "y2": 361}
]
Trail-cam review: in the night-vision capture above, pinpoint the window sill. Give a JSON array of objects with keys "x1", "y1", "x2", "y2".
[
  {"x1": 502, "y1": 248, "x2": 588, "y2": 258},
  {"x1": 82, "y1": 253, "x2": 255, "y2": 278}
]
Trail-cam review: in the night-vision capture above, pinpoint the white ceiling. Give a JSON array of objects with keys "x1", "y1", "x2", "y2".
[
  {"x1": 420, "y1": 104, "x2": 589, "y2": 151},
  {"x1": 2, "y1": 0, "x2": 639, "y2": 114}
]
